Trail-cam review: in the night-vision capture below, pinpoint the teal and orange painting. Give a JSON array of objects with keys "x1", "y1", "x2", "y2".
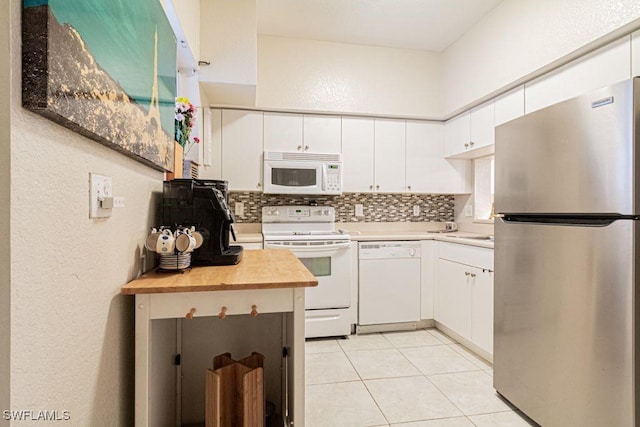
[{"x1": 22, "y1": 0, "x2": 177, "y2": 170}]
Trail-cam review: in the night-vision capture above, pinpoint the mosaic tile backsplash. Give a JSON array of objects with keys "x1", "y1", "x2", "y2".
[{"x1": 229, "y1": 192, "x2": 455, "y2": 223}]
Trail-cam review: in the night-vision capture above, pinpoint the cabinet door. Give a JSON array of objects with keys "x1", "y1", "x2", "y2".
[
  {"x1": 342, "y1": 117, "x2": 375, "y2": 192},
  {"x1": 471, "y1": 267, "x2": 493, "y2": 355},
  {"x1": 436, "y1": 258, "x2": 472, "y2": 341},
  {"x1": 221, "y1": 110, "x2": 263, "y2": 191},
  {"x1": 444, "y1": 112, "x2": 470, "y2": 157},
  {"x1": 263, "y1": 112, "x2": 303, "y2": 152},
  {"x1": 374, "y1": 118, "x2": 406, "y2": 192},
  {"x1": 303, "y1": 115, "x2": 341, "y2": 153},
  {"x1": 469, "y1": 101, "x2": 495, "y2": 150},
  {"x1": 406, "y1": 121, "x2": 471, "y2": 194},
  {"x1": 420, "y1": 241, "x2": 435, "y2": 319},
  {"x1": 199, "y1": 108, "x2": 222, "y2": 180},
  {"x1": 494, "y1": 86, "x2": 524, "y2": 127},
  {"x1": 525, "y1": 37, "x2": 630, "y2": 113}
]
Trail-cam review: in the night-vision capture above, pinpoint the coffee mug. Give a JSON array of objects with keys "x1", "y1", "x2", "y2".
[
  {"x1": 145, "y1": 229, "x2": 161, "y2": 252},
  {"x1": 175, "y1": 229, "x2": 196, "y2": 253},
  {"x1": 156, "y1": 230, "x2": 175, "y2": 254},
  {"x1": 445, "y1": 221, "x2": 458, "y2": 231}
]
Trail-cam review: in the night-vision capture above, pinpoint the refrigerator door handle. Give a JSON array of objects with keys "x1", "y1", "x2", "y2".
[{"x1": 498, "y1": 213, "x2": 639, "y2": 227}]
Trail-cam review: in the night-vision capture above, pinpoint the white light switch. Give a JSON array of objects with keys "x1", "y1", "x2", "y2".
[
  {"x1": 464, "y1": 205, "x2": 473, "y2": 217},
  {"x1": 355, "y1": 204, "x2": 364, "y2": 217},
  {"x1": 413, "y1": 205, "x2": 420, "y2": 216},
  {"x1": 90, "y1": 173, "x2": 113, "y2": 218}
]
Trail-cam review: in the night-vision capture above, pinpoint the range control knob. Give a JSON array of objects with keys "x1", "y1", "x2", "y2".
[{"x1": 323, "y1": 209, "x2": 330, "y2": 216}]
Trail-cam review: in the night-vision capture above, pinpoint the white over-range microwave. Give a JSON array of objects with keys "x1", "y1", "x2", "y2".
[{"x1": 263, "y1": 151, "x2": 343, "y2": 195}]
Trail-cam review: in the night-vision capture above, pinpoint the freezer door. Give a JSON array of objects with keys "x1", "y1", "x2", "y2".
[
  {"x1": 495, "y1": 78, "x2": 638, "y2": 215},
  {"x1": 494, "y1": 219, "x2": 638, "y2": 426}
]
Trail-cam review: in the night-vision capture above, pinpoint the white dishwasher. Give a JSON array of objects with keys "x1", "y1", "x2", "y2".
[{"x1": 358, "y1": 241, "x2": 421, "y2": 325}]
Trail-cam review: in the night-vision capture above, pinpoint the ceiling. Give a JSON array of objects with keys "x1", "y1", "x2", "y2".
[{"x1": 257, "y1": 0, "x2": 503, "y2": 52}]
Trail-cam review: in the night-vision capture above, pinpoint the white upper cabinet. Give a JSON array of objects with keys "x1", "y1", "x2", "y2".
[
  {"x1": 469, "y1": 102, "x2": 495, "y2": 151},
  {"x1": 221, "y1": 110, "x2": 264, "y2": 191},
  {"x1": 263, "y1": 112, "x2": 304, "y2": 153},
  {"x1": 633, "y1": 31, "x2": 640, "y2": 77},
  {"x1": 445, "y1": 101, "x2": 495, "y2": 159},
  {"x1": 406, "y1": 121, "x2": 471, "y2": 194},
  {"x1": 342, "y1": 117, "x2": 375, "y2": 192},
  {"x1": 494, "y1": 86, "x2": 525, "y2": 127},
  {"x1": 264, "y1": 113, "x2": 341, "y2": 154},
  {"x1": 374, "y1": 119, "x2": 406, "y2": 193},
  {"x1": 444, "y1": 112, "x2": 470, "y2": 157},
  {"x1": 198, "y1": 108, "x2": 222, "y2": 180},
  {"x1": 525, "y1": 37, "x2": 631, "y2": 113},
  {"x1": 303, "y1": 115, "x2": 342, "y2": 154}
]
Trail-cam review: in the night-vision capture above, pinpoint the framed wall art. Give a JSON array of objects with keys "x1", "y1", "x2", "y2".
[{"x1": 22, "y1": 0, "x2": 177, "y2": 171}]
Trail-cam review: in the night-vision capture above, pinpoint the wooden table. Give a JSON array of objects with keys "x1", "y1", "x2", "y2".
[{"x1": 123, "y1": 249, "x2": 317, "y2": 426}]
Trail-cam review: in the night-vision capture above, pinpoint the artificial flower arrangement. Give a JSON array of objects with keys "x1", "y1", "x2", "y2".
[{"x1": 174, "y1": 96, "x2": 200, "y2": 155}]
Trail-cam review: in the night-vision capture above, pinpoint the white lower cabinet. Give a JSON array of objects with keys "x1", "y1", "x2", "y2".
[{"x1": 435, "y1": 242, "x2": 494, "y2": 356}]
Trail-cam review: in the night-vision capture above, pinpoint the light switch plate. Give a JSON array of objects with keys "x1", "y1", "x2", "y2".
[
  {"x1": 90, "y1": 173, "x2": 113, "y2": 218},
  {"x1": 355, "y1": 204, "x2": 364, "y2": 217},
  {"x1": 464, "y1": 205, "x2": 473, "y2": 217},
  {"x1": 235, "y1": 201, "x2": 244, "y2": 217},
  {"x1": 413, "y1": 205, "x2": 420, "y2": 216}
]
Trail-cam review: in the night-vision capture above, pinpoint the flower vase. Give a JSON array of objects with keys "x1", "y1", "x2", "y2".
[{"x1": 166, "y1": 141, "x2": 183, "y2": 181}]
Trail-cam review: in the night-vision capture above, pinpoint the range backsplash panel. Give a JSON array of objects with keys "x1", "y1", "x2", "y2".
[{"x1": 229, "y1": 192, "x2": 455, "y2": 223}]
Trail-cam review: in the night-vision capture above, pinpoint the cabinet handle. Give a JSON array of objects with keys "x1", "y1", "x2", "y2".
[
  {"x1": 218, "y1": 306, "x2": 227, "y2": 319},
  {"x1": 469, "y1": 141, "x2": 475, "y2": 147},
  {"x1": 304, "y1": 145, "x2": 309, "y2": 151},
  {"x1": 376, "y1": 185, "x2": 380, "y2": 190},
  {"x1": 464, "y1": 143, "x2": 469, "y2": 149},
  {"x1": 464, "y1": 271, "x2": 471, "y2": 276},
  {"x1": 470, "y1": 273, "x2": 477, "y2": 278},
  {"x1": 185, "y1": 307, "x2": 196, "y2": 319},
  {"x1": 257, "y1": 182, "x2": 262, "y2": 188},
  {"x1": 369, "y1": 185, "x2": 373, "y2": 190},
  {"x1": 250, "y1": 304, "x2": 258, "y2": 317},
  {"x1": 407, "y1": 185, "x2": 412, "y2": 191},
  {"x1": 297, "y1": 145, "x2": 302, "y2": 151}
]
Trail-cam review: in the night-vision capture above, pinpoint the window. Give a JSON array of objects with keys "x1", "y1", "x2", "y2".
[{"x1": 474, "y1": 155, "x2": 494, "y2": 222}]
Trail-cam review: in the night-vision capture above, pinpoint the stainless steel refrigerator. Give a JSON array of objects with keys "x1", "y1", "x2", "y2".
[{"x1": 494, "y1": 78, "x2": 639, "y2": 426}]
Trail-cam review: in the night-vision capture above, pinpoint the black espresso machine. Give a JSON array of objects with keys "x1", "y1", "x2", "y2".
[{"x1": 162, "y1": 179, "x2": 243, "y2": 266}]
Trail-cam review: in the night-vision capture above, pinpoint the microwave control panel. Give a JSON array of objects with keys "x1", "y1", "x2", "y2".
[{"x1": 326, "y1": 164, "x2": 341, "y2": 192}]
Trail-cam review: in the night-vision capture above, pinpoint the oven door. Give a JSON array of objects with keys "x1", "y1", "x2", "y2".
[
  {"x1": 263, "y1": 161, "x2": 323, "y2": 194},
  {"x1": 264, "y1": 241, "x2": 351, "y2": 309}
]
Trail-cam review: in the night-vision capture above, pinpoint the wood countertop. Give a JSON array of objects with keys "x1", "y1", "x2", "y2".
[{"x1": 122, "y1": 249, "x2": 318, "y2": 295}]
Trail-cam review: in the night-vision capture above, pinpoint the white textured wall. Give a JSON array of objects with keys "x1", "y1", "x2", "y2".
[
  {"x1": 443, "y1": 0, "x2": 640, "y2": 115},
  {"x1": 9, "y1": 0, "x2": 163, "y2": 423},
  {"x1": 257, "y1": 35, "x2": 443, "y2": 118},
  {"x1": 0, "y1": 1, "x2": 10, "y2": 424}
]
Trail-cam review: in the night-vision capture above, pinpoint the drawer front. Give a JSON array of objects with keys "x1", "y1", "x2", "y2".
[
  {"x1": 148, "y1": 288, "x2": 296, "y2": 319},
  {"x1": 438, "y1": 242, "x2": 493, "y2": 269}
]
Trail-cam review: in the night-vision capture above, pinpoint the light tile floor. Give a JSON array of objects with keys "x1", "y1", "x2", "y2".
[{"x1": 305, "y1": 328, "x2": 536, "y2": 427}]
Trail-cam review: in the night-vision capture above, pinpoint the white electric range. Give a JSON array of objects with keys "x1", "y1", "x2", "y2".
[{"x1": 262, "y1": 206, "x2": 351, "y2": 338}]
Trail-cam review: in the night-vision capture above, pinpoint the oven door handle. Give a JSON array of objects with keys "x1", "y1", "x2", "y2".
[{"x1": 265, "y1": 241, "x2": 350, "y2": 251}]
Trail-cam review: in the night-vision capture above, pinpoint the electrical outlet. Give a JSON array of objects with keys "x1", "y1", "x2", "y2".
[
  {"x1": 464, "y1": 205, "x2": 473, "y2": 217},
  {"x1": 89, "y1": 173, "x2": 113, "y2": 218},
  {"x1": 413, "y1": 205, "x2": 420, "y2": 216},
  {"x1": 355, "y1": 204, "x2": 364, "y2": 217},
  {"x1": 235, "y1": 201, "x2": 244, "y2": 217},
  {"x1": 113, "y1": 197, "x2": 125, "y2": 208}
]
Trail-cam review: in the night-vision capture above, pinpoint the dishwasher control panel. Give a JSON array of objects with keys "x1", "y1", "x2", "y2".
[{"x1": 359, "y1": 241, "x2": 421, "y2": 259}]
